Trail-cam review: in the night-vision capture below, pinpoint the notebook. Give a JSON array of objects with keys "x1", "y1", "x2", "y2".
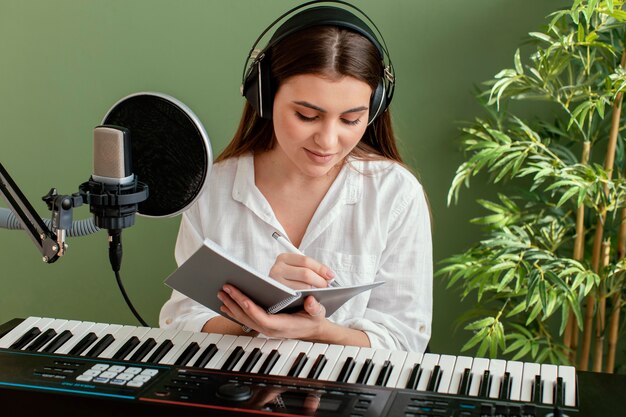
[{"x1": 164, "y1": 238, "x2": 384, "y2": 317}]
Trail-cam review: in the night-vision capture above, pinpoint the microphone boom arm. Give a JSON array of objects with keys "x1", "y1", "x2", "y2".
[{"x1": 0, "y1": 162, "x2": 82, "y2": 263}]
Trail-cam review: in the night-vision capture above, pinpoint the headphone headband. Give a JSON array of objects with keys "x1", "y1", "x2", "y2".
[{"x1": 241, "y1": 0, "x2": 395, "y2": 123}]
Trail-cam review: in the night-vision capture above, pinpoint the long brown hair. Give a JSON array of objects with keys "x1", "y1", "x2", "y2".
[{"x1": 216, "y1": 25, "x2": 402, "y2": 164}]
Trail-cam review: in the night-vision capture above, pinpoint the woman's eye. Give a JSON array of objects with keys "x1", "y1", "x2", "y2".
[
  {"x1": 295, "y1": 112, "x2": 317, "y2": 122},
  {"x1": 342, "y1": 118, "x2": 362, "y2": 126}
]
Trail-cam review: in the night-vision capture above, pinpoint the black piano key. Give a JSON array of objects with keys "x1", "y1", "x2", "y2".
[
  {"x1": 10, "y1": 327, "x2": 41, "y2": 350},
  {"x1": 68, "y1": 332, "x2": 98, "y2": 356},
  {"x1": 406, "y1": 363, "x2": 422, "y2": 390},
  {"x1": 221, "y1": 346, "x2": 246, "y2": 371},
  {"x1": 129, "y1": 338, "x2": 157, "y2": 362},
  {"x1": 426, "y1": 365, "x2": 442, "y2": 392},
  {"x1": 85, "y1": 334, "x2": 115, "y2": 357},
  {"x1": 174, "y1": 342, "x2": 200, "y2": 366},
  {"x1": 25, "y1": 329, "x2": 57, "y2": 351},
  {"x1": 337, "y1": 357, "x2": 356, "y2": 383},
  {"x1": 375, "y1": 360, "x2": 393, "y2": 386},
  {"x1": 555, "y1": 376, "x2": 564, "y2": 407},
  {"x1": 193, "y1": 343, "x2": 218, "y2": 368},
  {"x1": 533, "y1": 374, "x2": 542, "y2": 404},
  {"x1": 499, "y1": 372, "x2": 512, "y2": 400},
  {"x1": 307, "y1": 354, "x2": 328, "y2": 380},
  {"x1": 112, "y1": 336, "x2": 140, "y2": 360},
  {"x1": 458, "y1": 368, "x2": 472, "y2": 395},
  {"x1": 146, "y1": 340, "x2": 174, "y2": 363},
  {"x1": 258, "y1": 349, "x2": 280, "y2": 375},
  {"x1": 41, "y1": 330, "x2": 73, "y2": 353},
  {"x1": 356, "y1": 359, "x2": 374, "y2": 384},
  {"x1": 479, "y1": 370, "x2": 491, "y2": 397},
  {"x1": 239, "y1": 348, "x2": 263, "y2": 373},
  {"x1": 287, "y1": 352, "x2": 308, "y2": 378}
]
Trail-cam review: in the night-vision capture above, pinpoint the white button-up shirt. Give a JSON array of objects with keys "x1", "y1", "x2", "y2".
[{"x1": 159, "y1": 153, "x2": 432, "y2": 353}]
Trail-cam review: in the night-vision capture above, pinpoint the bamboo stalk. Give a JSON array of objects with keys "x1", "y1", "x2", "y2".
[
  {"x1": 564, "y1": 142, "x2": 590, "y2": 363},
  {"x1": 606, "y1": 291, "x2": 622, "y2": 373},
  {"x1": 579, "y1": 48, "x2": 626, "y2": 371},
  {"x1": 592, "y1": 239, "x2": 610, "y2": 372}
]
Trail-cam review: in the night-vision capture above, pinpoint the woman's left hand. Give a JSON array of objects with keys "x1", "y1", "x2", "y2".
[{"x1": 217, "y1": 284, "x2": 326, "y2": 340}]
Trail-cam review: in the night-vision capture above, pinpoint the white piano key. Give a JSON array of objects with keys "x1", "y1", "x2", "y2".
[
  {"x1": 488, "y1": 359, "x2": 507, "y2": 398},
  {"x1": 558, "y1": 365, "x2": 577, "y2": 407},
  {"x1": 436, "y1": 354, "x2": 457, "y2": 394},
  {"x1": 327, "y1": 345, "x2": 360, "y2": 382},
  {"x1": 267, "y1": 339, "x2": 299, "y2": 376},
  {"x1": 204, "y1": 334, "x2": 238, "y2": 369},
  {"x1": 347, "y1": 347, "x2": 376, "y2": 384},
  {"x1": 506, "y1": 360, "x2": 523, "y2": 401},
  {"x1": 0, "y1": 317, "x2": 52, "y2": 349},
  {"x1": 23, "y1": 318, "x2": 68, "y2": 351},
  {"x1": 250, "y1": 338, "x2": 283, "y2": 374},
  {"x1": 232, "y1": 337, "x2": 268, "y2": 372},
  {"x1": 212, "y1": 335, "x2": 253, "y2": 369},
  {"x1": 416, "y1": 353, "x2": 440, "y2": 391},
  {"x1": 448, "y1": 356, "x2": 473, "y2": 394},
  {"x1": 394, "y1": 351, "x2": 423, "y2": 388},
  {"x1": 297, "y1": 343, "x2": 328, "y2": 378},
  {"x1": 157, "y1": 330, "x2": 196, "y2": 365},
  {"x1": 468, "y1": 357, "x2": 490, "y2": 396},
  {"x1": 97, "y1": 326, "x2": 142, "y2": 359},
  {"x1": 365, "y1": 349, "x2": 391, "y2": 385},
  {"x1": 140, "y1": 328, "x2": 184, "y2": 363},
  {"x1": 520, "y1": 362, "x2": 541, "y2": 402},
  {"x1": 53, "y1": 321, "x2": 97, "y2": 354},
  {"x1": 541, "y1": 364, "x2": 558, "y2": 405},
  {"x1": 40, "y1": 320, "x2": 83, "y2": 352},
  {"x1": 178, "y1": 332, "x2": 218, "y2": 367},
  {"x1": 123, "y1": 327, "x2": 165, "y2": 360},
  {"x1": 316, "y1": 344, "x2": 345, "y2": 381},
  {"x1": 277, "y1": 341, "x2": 313, "y2": 376},
  {"x1": 383, "y1": 350, "x2": 407, "y2": 388}
]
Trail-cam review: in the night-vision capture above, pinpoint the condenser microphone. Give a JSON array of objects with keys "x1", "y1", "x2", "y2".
[{"x1": 79, "y1": 125, "x2": 148, "y2": 272}]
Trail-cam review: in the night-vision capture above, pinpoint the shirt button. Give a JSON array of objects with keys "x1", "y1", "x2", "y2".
[
  {"x1": 165, "y1": 318, "x2": 172, "y2": 325},
  {"x1": 418, "y1": 325, "x2": 426, "y2": 333}
]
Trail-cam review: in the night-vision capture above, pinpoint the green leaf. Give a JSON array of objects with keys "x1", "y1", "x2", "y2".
[
  {"x1": 514, "y1": 49, "x2": 523, "y2": 75},
  {"x1": 529, "y1": 32, "x2": 554, "y2": 43},
  {"x1": 461, "y1": 328, "x2": 487, "y2": 352},
  {"x1": 577, "y1": 22, "x2": 584, "y2": 43},
  {"x1": 465, "y1": 316, "x2": 496, "y2": 331}
]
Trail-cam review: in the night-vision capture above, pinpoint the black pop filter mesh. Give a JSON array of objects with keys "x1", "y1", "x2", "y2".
[{"x1": 102, "y1": 92, "x2": 212, "y2": 217}]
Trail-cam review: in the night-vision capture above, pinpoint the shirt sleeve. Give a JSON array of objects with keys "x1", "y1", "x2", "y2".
[
  {"x1": 158, "y1": 206, "x2": 220, "y2": 331},
  {"x1": 347, "y1": 183, "x2": 432, "y2": 353}
]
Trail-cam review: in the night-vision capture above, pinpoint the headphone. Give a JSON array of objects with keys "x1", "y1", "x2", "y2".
[{"x1": 240, "y1": 0, "x2": 395, "y2": 125}]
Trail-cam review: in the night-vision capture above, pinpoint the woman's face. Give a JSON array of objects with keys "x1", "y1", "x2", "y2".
[{"x1": 271, "y1": 73, "x2": 372, "y2": 179}]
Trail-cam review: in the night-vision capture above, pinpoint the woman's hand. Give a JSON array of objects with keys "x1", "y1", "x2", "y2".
[
  {"x1": 217, "y1": 284, "x2": 327, "y2": 340},
  {"x1": 268, "y1": 253, "x2": 335, "y2": 289}
]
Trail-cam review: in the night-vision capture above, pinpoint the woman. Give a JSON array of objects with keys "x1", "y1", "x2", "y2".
[{"x1": 160, "y1": 3, "x2": 432, "y2": 354}]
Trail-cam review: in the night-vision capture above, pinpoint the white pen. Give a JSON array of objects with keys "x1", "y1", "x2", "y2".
[{"x1": 272, "y1": 231, "x2": 340, "y2": 287}]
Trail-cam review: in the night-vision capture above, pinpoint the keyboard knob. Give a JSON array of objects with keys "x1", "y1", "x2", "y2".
[{"x1": 216, "y1": 383, "x2": 253, "y2": 402}]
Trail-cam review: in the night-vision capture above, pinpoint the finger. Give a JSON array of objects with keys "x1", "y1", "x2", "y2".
[
  {"x1": 271, "y1": 261, "x2": 332, "y2": 289},
  {"x1": 276, "y1": 253, "x2": 336, "y2": 281},
  {"x1": 304, "y1": 296, "x2": 325, "y2": 318},
  {"x1": 223, "y1": 285, "x2": 272, "y2": 324}
]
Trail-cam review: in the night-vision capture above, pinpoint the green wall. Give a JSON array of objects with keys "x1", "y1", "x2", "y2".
[{"x1": 0, "y1": 0, "x2": 564, "y2": 355}]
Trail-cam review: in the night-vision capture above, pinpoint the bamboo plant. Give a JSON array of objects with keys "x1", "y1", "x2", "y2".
[{"x1": 440, "y1": 0, "x2": 626, "y2": 372}]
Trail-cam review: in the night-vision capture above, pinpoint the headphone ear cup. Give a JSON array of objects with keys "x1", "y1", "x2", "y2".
[
  {"x1": 243, "y1": 55, "x2": 275, "y2": 120},
  {"x1": 368, "y1": 80, "x2": 386, "y2": 124}
]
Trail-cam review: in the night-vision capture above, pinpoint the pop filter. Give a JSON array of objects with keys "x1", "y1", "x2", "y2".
[{"x1": 102, "y1": 92, "x2": 212, "y2": 218}]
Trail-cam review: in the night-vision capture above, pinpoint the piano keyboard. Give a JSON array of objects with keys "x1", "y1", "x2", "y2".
[{"x1": 0, "y1": 316, "x2": 578, "y2": 409}]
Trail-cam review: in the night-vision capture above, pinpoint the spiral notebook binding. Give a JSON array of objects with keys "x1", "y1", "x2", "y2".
[{"x1": 267, "y1": 294, "x2": 302, "y2": 314}]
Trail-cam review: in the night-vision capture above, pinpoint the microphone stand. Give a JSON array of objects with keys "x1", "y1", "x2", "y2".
[{"x1": 0, "y1": 162, "x2": 82, "y2": 263}]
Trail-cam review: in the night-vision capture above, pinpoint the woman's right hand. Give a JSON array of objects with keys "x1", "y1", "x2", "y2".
[{"x1": 268, "y1": 253, "x2": 335, "y2": 289}]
